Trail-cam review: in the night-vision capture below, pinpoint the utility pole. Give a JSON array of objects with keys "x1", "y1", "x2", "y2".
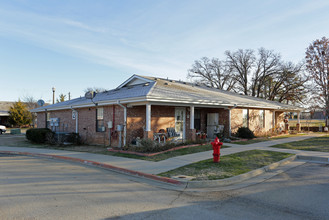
[{"x1": 68, "y1": 92, "x2": 71, "y2": 100}]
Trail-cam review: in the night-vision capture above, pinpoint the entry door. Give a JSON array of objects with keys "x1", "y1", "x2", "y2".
[{"x1": 175, "y1": 107, "x2": 186, "y2": 139}]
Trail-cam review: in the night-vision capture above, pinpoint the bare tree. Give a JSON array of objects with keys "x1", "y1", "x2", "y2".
[
  {"x1": 225, "y1": 49, "x2": 255, "y2": 95},
  {"x1": 21, "y1": 95, "x2": 38, "y2": 110},
  {"x1": 305, "y1": 36, "x2": 329, "y2": 119},
  {"x1": 187, "y1": 48, "x2": 309, "y2": 104},
  {"x1": 84, "y1": 87, "x2": 107, "y2": 93},
  {"x1": 266, "y1": 62, "x2": 309, "y2": 104},
  {"x1": 251, "y1": 48, "x2": 281, "y2": 98},
  {"x1": 187, "y1": 57, "x2": 236, "y2": 91}
]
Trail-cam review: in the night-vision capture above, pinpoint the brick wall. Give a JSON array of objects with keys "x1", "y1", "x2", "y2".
[
  {"x1": 231, "y1": 109, "x2": 243, "y2": 134},
  {"x1": 36, "y1": 112, "x2": 46, "y2": 128},
  {"x1": 231, "y1": 108, "x2": 275, "y2": 136},
  {"x1": 36, "y1": 105, "x2": 125, "y2": 146},
  {"x1": 36, "y1": 104, "x2": 284, "y2": 145},
  {"x1": 126, "y1": 105, "x2": 175, "y2": 143}
]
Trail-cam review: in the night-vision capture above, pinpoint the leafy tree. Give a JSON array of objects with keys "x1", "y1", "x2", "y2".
[
  {"x1": 305, "y1": 36, "x2": 329, "y2": 119},
  {"x1": 8, "y1": 100, "x2": 32, "y2": 127}
]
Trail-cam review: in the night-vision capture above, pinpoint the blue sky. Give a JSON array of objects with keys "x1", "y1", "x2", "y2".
[{"x1": 1, "y1": 0, "x2": 329, "y2": 102}]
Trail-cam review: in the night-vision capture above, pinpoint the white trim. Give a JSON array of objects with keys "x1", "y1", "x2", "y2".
[
  {"x1": 146, "y1": 103, "x2": 151, "y2": 131},
  {"x1": 272, "y1": 110, "x2": 276, "y2": 129},
  {"x1": 31, "y1": 96, "x2": 304, "y2": 113},
  {"x1": 190, "y1": 106, "x2": 194, "y2": 129},
  {"x1": 175, "y1": 107, "x2": 186, "y2": 139}
]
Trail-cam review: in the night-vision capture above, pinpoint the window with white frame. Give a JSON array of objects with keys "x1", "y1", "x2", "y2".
[
  {"x1": 259, "y1": 110, "x2": 265, "y2": 128},
  {"x1": 243, "y1": 109, "x2": 248, "y2": 127},
  {"x1": 96, "y1": 108, "x2": 104, "y2": 132}
]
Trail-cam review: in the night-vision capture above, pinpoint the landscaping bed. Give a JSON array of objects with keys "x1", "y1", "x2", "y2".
[
  {"x1": 270, "y1": 135, "x2": 329, "y2": 152},
  {"x1": 108, "y1": 143, "x2": 207, "y2": 157},
  {"x1": 159, "y1": 150, "x2": 293, "y2": 180}
]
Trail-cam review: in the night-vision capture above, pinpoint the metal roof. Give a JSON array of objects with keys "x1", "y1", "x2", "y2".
[{"x1": 31, "y1": 75, "x2": 304, "y2": 112}]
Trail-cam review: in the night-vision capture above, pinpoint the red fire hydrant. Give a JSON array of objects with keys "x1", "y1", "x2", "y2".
[{"x1": 211, "y1": 137, "x2": 223, "y2": 163}]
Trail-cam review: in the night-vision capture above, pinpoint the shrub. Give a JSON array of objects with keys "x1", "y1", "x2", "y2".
[
  {"x1": 236, "y1": 127, "x2": 255, "y2": 139},
  {"x1": 26, "y1": 128, "x2": 54, "y2": 143},
  {"x1": 66, "y1": 133, "x2": 82, "y2": 145}
]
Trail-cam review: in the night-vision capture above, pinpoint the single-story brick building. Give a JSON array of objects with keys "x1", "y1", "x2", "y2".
[{"x1": 31, "y1": 75, "x2": 303, "y2": 146}]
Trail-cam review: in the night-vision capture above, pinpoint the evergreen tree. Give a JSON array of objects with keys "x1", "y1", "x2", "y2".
[{"x1": 8, "y1": 100, "x2": 32, "y2": 127}]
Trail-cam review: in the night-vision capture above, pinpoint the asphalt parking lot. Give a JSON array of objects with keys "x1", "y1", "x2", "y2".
[{"x1": 1, "y1": 153, "x2": 328, "y2": 220}]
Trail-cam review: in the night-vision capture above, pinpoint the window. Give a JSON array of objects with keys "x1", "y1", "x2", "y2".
[
  {"x1": 46, "y1": 112, "x2": 50, "y2": 128},
  {"x1": 259, "y1": 110, "x2": 265, "y2": 128},
  {"x1": 96, "y1": 108, "x2": 104, "y2": 132},
  {"x1": 194, "y1": 109, "x2": 201, "y2": 130},
  {"x1": 243, "y1": 109, "x2": 248, "y2": 127}
]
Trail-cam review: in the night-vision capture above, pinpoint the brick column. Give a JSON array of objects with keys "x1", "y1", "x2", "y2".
[
  {"x1": 296, "y1": 111, "x2": 301, "y2": 132},
  {"x1": 285, "y1": 123, "x2": 289, "y2": 134},
  {"x1": 144, "y1": 130, "x2": 154, "y2": 140},
  {"x1": 191, "y1": 129, "x2": 196, "y2": 141}
]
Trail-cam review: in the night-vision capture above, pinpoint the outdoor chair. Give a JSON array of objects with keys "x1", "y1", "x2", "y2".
[{"x1": 166, "y1": 127, "x2": 180, "y2": 138}]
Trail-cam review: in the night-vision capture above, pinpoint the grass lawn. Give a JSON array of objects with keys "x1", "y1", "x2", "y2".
[
  {"x1": 232, "y1": 133, "x2": 307, "y2": 145},
  {"x1": 270, "y1": 135, "x2": 329, "y2": 152},
  {"x1": 43, "y1": 144, "x2": 230, "y2": 162},
  {"x1": 159, "y1": 150, "x2": 293, "y2": 180},
  {"x1": 0, "y1": 135, "x2": 229, "y2": 162}
]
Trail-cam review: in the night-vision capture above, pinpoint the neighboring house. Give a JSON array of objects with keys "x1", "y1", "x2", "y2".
[
  {"x1": 31, "y1": 75, "x2": 304, "y2": 146},
  {"x1": 0, "y1": 101, "x2": 13, "y2": 126}
]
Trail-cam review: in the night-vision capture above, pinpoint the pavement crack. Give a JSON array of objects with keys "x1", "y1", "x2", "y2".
[{"x1": 169, "y1": 182, "x2": 188, "y2": 205}]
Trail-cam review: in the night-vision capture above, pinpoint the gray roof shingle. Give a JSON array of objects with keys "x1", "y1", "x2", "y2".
[{"x1": 31, "y1": 75, "x2": 303, "y2": 112}]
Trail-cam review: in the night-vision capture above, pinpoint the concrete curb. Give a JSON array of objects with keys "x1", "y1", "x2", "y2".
[
  {"x1": 185, "y1": 155, "x2": 297, "y2": 188},
  {"x1": 297, "y1": 155, "x2": 329, "y2": 163},
  {"x1": 0, "y1": 150, "x2": 184, "y2": 186}
]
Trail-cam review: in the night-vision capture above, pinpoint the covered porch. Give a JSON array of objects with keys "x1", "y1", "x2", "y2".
[{"x1": 126, "y1": 102, "x2": 232, "y2": 144}]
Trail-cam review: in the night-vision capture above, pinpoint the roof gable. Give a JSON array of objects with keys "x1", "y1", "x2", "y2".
[{"x1": 117, "y1": 75, "x2": 154, "y2": 89}]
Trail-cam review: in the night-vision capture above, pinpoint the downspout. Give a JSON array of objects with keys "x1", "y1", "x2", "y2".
[
  {"x1": 71, "y1": 106, "x2": 78, "y2": 133},
  {"x1": 228, "y1": 104, "x2": 238, "y2": 137},
  {"x1": 117, "y1": 101, "x2": 127, "y2": 147},
  {"x1": 45, "y1": 109, "x2": 47, "y2": 128}
]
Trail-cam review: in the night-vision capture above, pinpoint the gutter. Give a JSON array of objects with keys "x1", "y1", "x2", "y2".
[{"x1": 117, "y1": 100, "x2": 127, "y2": 147}]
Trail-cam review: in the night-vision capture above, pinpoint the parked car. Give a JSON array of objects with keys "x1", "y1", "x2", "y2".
[{"x1": 0, "y1": 125, "x2": 6, "y2": 134}]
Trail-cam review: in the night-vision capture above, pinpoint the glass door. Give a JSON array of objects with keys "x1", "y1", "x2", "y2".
[{"x1": 175, "y1": 107, "x2": 186, "y2": 139}]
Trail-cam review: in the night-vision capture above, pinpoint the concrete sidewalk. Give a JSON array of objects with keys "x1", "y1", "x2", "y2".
[{"x1": 1, "y1": 134, "x2": 328, "y2": 175}]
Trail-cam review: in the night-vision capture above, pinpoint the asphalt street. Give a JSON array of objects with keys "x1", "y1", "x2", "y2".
[{"x1": 1, "y1": 154, "x2": 328, "y2": 220}]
